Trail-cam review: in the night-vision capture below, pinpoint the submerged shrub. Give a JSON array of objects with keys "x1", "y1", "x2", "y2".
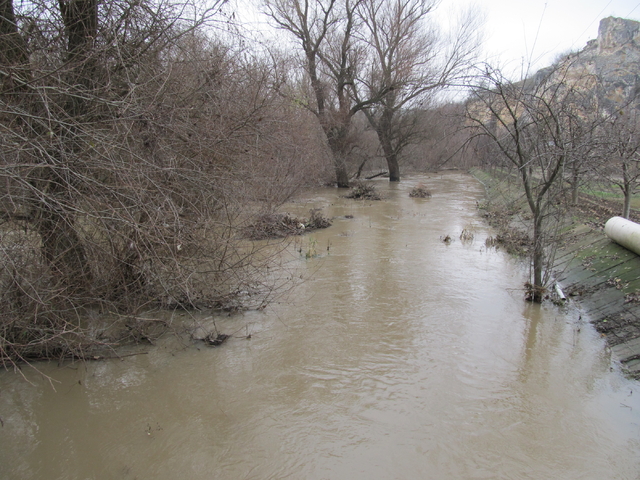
[
  {"x1": 346, "y1": 181, "x2": 381, "y2": 200},
  {"x1": 409, "y1": 184, "x2": 432, "y2": 198}
]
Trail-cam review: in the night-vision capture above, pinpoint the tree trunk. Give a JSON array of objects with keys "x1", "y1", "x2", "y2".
[
  {"x1": 620, "y1": 160, "x2": 633, "y2": 219},
  {"x1": 571, "y1": 182, "x2": 579, "y2": 206},
  {"x1": 378, "y1": 123, "x2": 400, "y2": 181},
  {"x1": 60, "y1": 0, "x2": 99, "y2": 117},
  {"x1": 375, "y1": 108, "x2": 401, "y2": 182},
  {"x1": 35, "y1": 165, "x2": 92, "y2": 294},
  {"x1": 327, "y1": 125, "x2": 351, "y2": 188},
  {"x1": 37, "y1": 0, "x2": 99, "y2": 293},
  {"x1": 622, "y1": 185, "x2": 632, "y2": 219},
  {"x1": 387, "y1": 158, "x2": 400, "y2": 182},
  {"x1": 38, "y1": 202, "x2": 92, "y2": 294},
  {"x1": 0, "y1": 0, "x2": 31, "y2": 101},
  {"x1": 531, "y1": 212, "x2": 544, "y2": 303},
  {"x1": 110, "y1": 212, "x2": 148, "y2": 302},
  {"x1": 0, "y1": 0, "x2": 29, "y2": 71},
  {"x1": 334, "y1": 162, "x2": 350, "y2": 188},
  {"x1": 570, "y1": 167, "x2": 579, "y2": 206},
  {"x1": 1, "y1": 0, "x2": 91, "y2": 295}
]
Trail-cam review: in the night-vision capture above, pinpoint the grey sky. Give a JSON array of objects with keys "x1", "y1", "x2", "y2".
[{"x1": 449, "y1": 0, "x2": 640, "y2": 74}]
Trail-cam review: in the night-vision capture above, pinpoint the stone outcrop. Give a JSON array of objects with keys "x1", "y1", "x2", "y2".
[
  {"x1": 467, "y1": 16, "x2": 640, "y2": 121},
  {"x1": 558, "y1": 16, "x2": 640, "y2": 110}
]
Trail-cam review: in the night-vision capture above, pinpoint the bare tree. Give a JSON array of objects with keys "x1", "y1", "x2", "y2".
[
  {"x1": 264, "y1": 0, "x2": 391, "y2": 187},
  {"x1": 402, "y1": 102, "x2": 473, "y2": 171},
  {"x1": 564, "y1": 117, "x2": 600, "y2": 206},
  {"x1": 357, "y1": 0, "x2": 480, "y2": 180},
  {"x1": 467, "y1": 64, "x2": 586, "y2": 302},
  {"x1": 595, "y1": 109, "x2": 640, "y2": 219},
  {"x1": 0, "y1": 0, "x2": 318, "y2": 363}
]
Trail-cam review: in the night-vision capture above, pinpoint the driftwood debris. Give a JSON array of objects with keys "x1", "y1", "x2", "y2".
[
  {"x1": 365, "y1": 171, "x2": 388, "y2": 180},
  {"x1": 204, "y1": 333, "x2": 230, "y2": 346}
]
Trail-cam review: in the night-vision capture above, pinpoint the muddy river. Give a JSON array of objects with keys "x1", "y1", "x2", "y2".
[{"x1": 1, "y1": 173, "x2": 639, "y2": 479}]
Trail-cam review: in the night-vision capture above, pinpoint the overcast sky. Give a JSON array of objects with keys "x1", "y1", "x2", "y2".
[
  {"x1": 448, "y1": 0, "x2": 640, "y2": 74},
  {"x1": 239, "y1": 0, "x2": 640, "y2": 80}
]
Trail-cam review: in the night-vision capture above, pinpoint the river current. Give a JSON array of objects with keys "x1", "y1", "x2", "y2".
[{"x1": 1, "y1": 173, "x2": 639, "y2": 479}]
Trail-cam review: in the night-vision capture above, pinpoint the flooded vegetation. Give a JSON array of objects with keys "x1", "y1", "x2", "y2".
[
  {"x1": 1, "y1": 173, "x2": 639, "y2": 479},
  {"x1": 2, "y1": 0, "x2": 640, "y2": 474}
]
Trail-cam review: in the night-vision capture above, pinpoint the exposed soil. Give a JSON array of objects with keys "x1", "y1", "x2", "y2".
[{"x1": 573, "y1": 194, "x2": 640, "y2": 226}]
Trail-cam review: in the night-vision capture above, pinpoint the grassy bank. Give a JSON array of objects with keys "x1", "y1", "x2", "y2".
[{"x1": 470, "y1": 167, "x2": 640, "y2": 379}]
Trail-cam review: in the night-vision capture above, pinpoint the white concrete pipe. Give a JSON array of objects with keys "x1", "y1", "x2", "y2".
[{"x1": 604, "y1": 216, "x2": 640, "y2": 256}]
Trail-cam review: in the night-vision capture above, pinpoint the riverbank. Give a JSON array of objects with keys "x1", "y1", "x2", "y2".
[
  {"x1": 554, "y1": 224, "x2": 640, "y2": 379},
  {"x1": 471, "y1": 168, "x2": 640, "y2": 379}
]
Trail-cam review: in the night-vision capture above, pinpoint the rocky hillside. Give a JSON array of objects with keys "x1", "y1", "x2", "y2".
[{"x1": 549, "y1": 16, "x2": 640, "y2": 110}]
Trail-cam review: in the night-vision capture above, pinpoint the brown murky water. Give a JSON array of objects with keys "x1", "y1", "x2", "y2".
[{"x1": 1, "y1": 173, "x2": 640, "y2": 480}]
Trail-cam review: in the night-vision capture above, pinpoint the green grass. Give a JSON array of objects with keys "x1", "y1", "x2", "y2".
[{"x1": 579, "y1": 185, "x2": 640, "y2": 209}]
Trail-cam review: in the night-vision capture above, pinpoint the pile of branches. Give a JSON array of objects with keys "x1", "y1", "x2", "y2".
[
  {"x1": 244, "y1": 209, "x2": 333, "y2": 240},
  {"x1": 409, "y1": 184, "x2": 432, "y2": 198},
  {"x1": 494, "y1": 231, "x2": 532, "y2": 255},
  {"x1": 346, "y1": 181, "x2": 381, "y2": 200},
  {"x1": 306, "y1": 208, "x2": 333, "y2": 229},
  {"x1": 244, "y1": 213, "x2": 307, "y2": 240}
]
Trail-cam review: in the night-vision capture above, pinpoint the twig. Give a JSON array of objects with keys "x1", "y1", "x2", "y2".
[{"x1": 90, "y1": 351, "x2": 148, "y2": 361}]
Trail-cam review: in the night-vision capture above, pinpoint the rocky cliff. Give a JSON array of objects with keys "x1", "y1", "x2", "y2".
[{"x1": 562, "y1": 16, "x2": 640, "y2": 110}]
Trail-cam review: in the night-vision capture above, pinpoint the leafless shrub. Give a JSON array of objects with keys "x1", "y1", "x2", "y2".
[
  {"x1": 305, "y1": 208, "x2": 332, "y2": 230},
  {"x1": 346, "y1": 181, "x2": 381, "y2": 200},
  {"x1": 409, "y1": 184, "x2": 432, "y2": 198},
  {"x1": 0, "y1": 0, "x2": 322, "y2": 365}
]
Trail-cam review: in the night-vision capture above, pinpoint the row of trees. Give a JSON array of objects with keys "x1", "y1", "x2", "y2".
[
  {"x1": 1, "y1": 0, "x2": 635, "y2": 359},
  {"x1": 466, "y1": 59, "x2": 640, "y2": 302},
  {"x1": 265, "y1": 0, "x2": 480, "y2": 184}
]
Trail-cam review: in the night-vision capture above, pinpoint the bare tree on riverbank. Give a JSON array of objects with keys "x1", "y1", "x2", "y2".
[
  {"x1": 357, "y1": 0, "x2": 480, "y2": 181},
  {"x1": 467, "y1": 64, "x2": 593, "y2": 302},
  {"x1": 264, "y1": 0, "x2": 479, "y2": 185},
  {"x1": 264, "y1": 0, "x2": 377, "y2": 187},
  {"x1": 594, "y1": 109, "x2": 640, "y2": 219}
]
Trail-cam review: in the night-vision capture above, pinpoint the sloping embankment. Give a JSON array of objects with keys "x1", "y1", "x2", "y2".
[
  {"x1": 554, "y1": 224, "x2": 640, "y2": 379},
  {"x1": 470, "y1": 169, "x2": 640, "y2": 379}
]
